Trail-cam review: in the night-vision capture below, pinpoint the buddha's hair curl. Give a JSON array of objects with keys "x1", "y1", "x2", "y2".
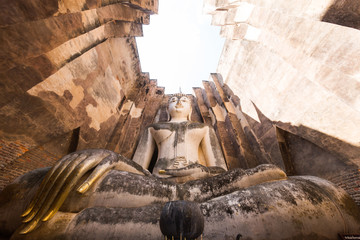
[{"x1": 168, "y1": 93, "x2": 189, "y2": 102}]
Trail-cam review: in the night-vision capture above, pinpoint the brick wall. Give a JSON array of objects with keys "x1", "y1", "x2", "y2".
[
  {"x1": 0, "y1": 140, "x2": 60, "y2": 191},
  {"x1": 0, "y1": 139, "x2": 31, "y2": 167},
  {"x1": 0, "y1": 139, "x2": 31, "y2": 189},
  {"x1": 329, "y1": 168, "x2": 360, "y2": 206}
]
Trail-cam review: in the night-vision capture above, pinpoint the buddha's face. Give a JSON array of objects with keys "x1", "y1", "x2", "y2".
[{"x1": 168, "y1": 95, "x2": 191, "y2": 120}]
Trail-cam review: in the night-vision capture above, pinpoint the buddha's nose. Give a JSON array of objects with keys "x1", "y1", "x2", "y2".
[{"x1": 176, "y1": 100, "x2": 182, "y2": 107}]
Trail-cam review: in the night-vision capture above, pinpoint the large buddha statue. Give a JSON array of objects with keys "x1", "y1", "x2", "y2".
[{"x1": 0, "y1": 94, "x2": 359, "y2": 240}]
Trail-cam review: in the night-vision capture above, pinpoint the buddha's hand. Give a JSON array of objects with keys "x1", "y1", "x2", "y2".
[
  {"x1": 159, "y1": 164, "x2": 226, "y2": 183},
  {"x1": 19, "y1": 149, "x2": 149, "y2": 234}
]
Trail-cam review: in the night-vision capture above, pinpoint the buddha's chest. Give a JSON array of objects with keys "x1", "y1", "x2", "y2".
[{"x1": 149, "y1": 123, "x2": 206, "y2": 147}]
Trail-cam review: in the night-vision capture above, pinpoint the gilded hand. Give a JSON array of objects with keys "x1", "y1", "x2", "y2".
[{"x1": 19, "y1": 149, "x2": 148, "y2": 234}]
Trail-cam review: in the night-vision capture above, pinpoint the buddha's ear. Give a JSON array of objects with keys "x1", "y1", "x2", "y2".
[
  {"x1": 187, "y1": 106, "x2": 192, "y2": 121},
  {"x1": 166, "y1": 108, "x2": 171, "y2": 122}
]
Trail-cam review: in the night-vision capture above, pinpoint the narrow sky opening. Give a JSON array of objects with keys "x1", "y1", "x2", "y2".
[{"x1": 136, "y1": 0, "x2": 225, "y2": 94}]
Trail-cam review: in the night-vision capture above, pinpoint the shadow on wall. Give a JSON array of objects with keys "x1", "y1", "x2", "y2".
[
  {"x1": 245, "y1": 100, "x2": 360, "y2": 206},
  {"x1": 322, "y1": 0, "x2": 360, "y2": 30},
  {"x1": 248, "y1": 100, "x2": 360, "y2": 178}
]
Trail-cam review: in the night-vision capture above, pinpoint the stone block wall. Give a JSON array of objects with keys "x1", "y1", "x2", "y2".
[
  {"x1": 0, "y1": 0, "x2": 158, "y2": 191},
  {"x1": 329, "y1": 168, "x2": 360, "y2": 206},
  {"x1": 0, "y1": 140, "x2": 31, "y2": 189},
  {"x1": 204, "y1": 0, "x2": 360, "y2": 205},
  {"x1": 0, "y1": 140, "x2": 58, "y2": 190},
  {"x1": 106, "y1": 79, "x2": 166, "y2": 159}
]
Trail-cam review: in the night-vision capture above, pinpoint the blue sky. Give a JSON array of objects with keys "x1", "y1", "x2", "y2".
[{"x1": 136, "y1": 0, "x2": 225, "y2": 94}]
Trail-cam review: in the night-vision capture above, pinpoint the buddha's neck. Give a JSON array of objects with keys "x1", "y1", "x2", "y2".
[{"x1": 170, "y1": 117, "x2": 188, "y2": 123}]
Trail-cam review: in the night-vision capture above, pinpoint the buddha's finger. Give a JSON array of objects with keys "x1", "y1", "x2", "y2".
[
  {"x1": 76, "y1": 153, "x2": 149, "y2": 194},
  {"x1": 21, "y1": 155, "x2": 69, "y2": 217},
  {"x1": 77, "y1": 153, "x2": 117, "y2": 193},
  {"x1": 161, "y1": 167, "x2": 200, "y2": 177},
  {"x1": 41, "y1": 152, "x2": 110, "y2": 221},
  {"x1": 244, "y1": 164, "x2": 287, "y2": 184},
  {"x1": 21, "y1": 153, "x2": 79, "y2": 220},
  {"x1": 19, "y1": 153, "x2": 94, "y2": 234},
  {"x1": 22, "y1": 153, "x2": 88, "y2": 224},
  {"x1": 113, "y1": 154, "x2": 150, "y2": 176}
]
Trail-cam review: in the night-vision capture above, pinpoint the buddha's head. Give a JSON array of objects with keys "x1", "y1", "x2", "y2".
[{"x1": 168, "y1": 94, "x2": 192, "y2": 122}]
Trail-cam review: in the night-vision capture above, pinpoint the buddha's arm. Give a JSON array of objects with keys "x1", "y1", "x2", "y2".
[
  {"x1": 132, "y1": 127, "x2": 156, "y2": 169},
  {"x1": 200, "y1": 126, "x2": 228, "y2": 170}
]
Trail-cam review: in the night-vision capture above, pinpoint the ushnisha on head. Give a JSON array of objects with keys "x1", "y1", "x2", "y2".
[{"x1": 168, "y1": 94, "x2": 192, "y2": 122}]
